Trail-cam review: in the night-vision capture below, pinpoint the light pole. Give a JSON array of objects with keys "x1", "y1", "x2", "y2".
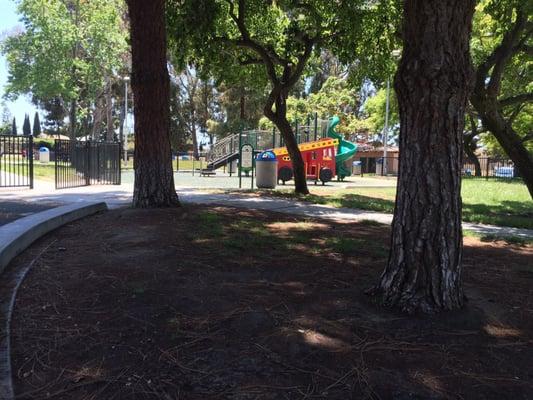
[{"x1": 123, "y1": 75, "x2": 130, "y2": 163}]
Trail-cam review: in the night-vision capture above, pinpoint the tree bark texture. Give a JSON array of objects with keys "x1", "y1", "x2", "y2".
[
  {"x1": 127, "y1": 0, "x2": 179, "y2": 208},
  {"x1": 272, "y1": 114, "x2": 308, "y2": 195},
  {"x1": 264, "y1": 85, "x2": 309, "y2": 195},
  {"x1": 373, "y1": 0, "x2": 476, "y2": 313}
]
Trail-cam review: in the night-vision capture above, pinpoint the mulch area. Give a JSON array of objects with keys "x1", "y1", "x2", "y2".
[
  {"x1": 0, "y1": 201, "x2": 60, "y2": 226},
  {"x1": 7, "y1": 205, "x2": 533, "y2": 399}
]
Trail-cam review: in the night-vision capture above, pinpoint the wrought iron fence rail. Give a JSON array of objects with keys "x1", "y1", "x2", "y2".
[
  {"x1": 0, "y1": 134, "x2": 33, "y2": 188},
  {"x1": 355, "y1": 156, "x2": 521, "y2": 179},
  {"x1": 55, "y1": 140, "x2": 121, "y2": 189}
]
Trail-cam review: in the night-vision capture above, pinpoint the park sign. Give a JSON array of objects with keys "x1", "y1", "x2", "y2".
[
  {"x1": 240, "y1": 144, "x2": 254, "y2": 169},
  {"x1": 239, "y1": 143, "x2": 255, "y2": 189}
]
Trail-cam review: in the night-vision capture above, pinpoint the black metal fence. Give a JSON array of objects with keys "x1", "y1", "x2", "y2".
[
  {"x1": 55, "y1": 140, "x2": 121, "y2": 189},
  {"x1": 355, "y1": 156, "x2": 520, "y2": 179},
  {"x1": 462, "y1": 157, "x2": 520, "y2": 178},
  {"x1": 0, "y1": 135, "x2": 33, "y2": 188}
]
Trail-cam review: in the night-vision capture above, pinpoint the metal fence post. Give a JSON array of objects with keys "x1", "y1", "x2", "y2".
[
  {"x1": 86, "y1": 141, "x2": 91, "y2": 186},
  {"x1": 118, "y1": 142, "x2": 122, "y2": 185},
  {"x1": 28, "y1": 135, "x2": 34, "y2": 189},
  {"x1": 314, "y1": 112, "x2": 318, "y2": 140}
]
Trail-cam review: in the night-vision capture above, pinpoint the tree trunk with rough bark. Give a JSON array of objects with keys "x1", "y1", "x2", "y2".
[
  {"x1": 371, "y1": 0, "x2": 475, "y2": 313},
  {"x1": 127, "y1": 0, "x2": 179, "y2": 208},
  {"x1": 271, "y1": 114, "x2": 308, "y2": 194},
  {"x1": 265, "y1": 86, "x2": 309, "y2": 195}
]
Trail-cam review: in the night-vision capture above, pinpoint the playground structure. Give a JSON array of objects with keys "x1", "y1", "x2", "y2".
[{"x1": 206, "y1": 116, "x2": 358, "y2": 184}]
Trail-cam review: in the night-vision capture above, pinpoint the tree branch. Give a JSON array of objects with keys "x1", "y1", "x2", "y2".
[
  {"x1": 238, "y1": 57, "x2": 264, "y2": 65},
  {"x1": 520, "y1": 132, "x2": 533, "y2": 144},
  {"x1": 485, "y1": 9, "x2": 528, "y2": 97},
  {"x1": 499, "y1": 93, "x2": 533, "y2": 107}
]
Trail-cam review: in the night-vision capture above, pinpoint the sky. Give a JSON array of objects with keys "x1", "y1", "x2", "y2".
[{"x1": 0, "y1": 0, "x2": 39, "y2": 124}]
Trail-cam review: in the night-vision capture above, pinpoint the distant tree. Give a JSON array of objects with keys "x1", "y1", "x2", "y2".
[
  {"x1": 470, "y1": 1, "x2": 533, "y2": 198},
  {"x1": 12, "y1": 117, "x2": 17, "y2": 135},
  {"x1": 23, "y1": 113, "x2": 31, "y2": 135},
  {"x1": 2, "y1": 0, "x2": 128, "y2": 140},
  {"x1": 39, "y1": 97, "x2": 66, "y2": 135},
  {"x1": 168, "y1": 0, "x2": 397, "y2": 194},
  {"x1": 0, "y1": 102, "x2": 11, "y2": 134},
  {"x1": 362, "y1": 88, "x2": 399, "y2": 143},
  {"x1": 32, "y1": 112, "x2": 41, "y2": 137}
]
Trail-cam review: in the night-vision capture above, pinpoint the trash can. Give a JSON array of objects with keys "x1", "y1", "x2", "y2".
[
  {"x1": 352, "y1": 160, "x2": 362, "y2": 175},
  {"x1": 39, "y1": 147, "x2": 50, "y2": 163},
  {"x1": 376, "y1": 158, "x2": 383, "y2": 175},
  {"x1": 256, "y1": 151, "x2": 278, "y2": 189}
]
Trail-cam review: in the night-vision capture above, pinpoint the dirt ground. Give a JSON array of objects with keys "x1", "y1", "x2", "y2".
[{"x1": 8, "y1": 206, "x2": 533, "y2": 399}]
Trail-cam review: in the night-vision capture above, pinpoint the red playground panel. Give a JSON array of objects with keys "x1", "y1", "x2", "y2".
[{"x1": 272, "y1": 138, "x2": 339, "y2": 184}]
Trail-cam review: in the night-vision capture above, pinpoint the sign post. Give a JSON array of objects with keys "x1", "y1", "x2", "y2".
[{"x1": 240, "y1": 143, "x2": 254, "y2": 189}]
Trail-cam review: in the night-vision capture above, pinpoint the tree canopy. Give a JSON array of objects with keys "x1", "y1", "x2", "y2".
[
  {"x1": 470, "y1": 0, "x2": 533, "y2": 197},
  {"x1": 167, "y1": 0, "x2": 398, "y2": 193},
  {"x1": 2, "y1": 0, "x2": 128, "y2": 137}
]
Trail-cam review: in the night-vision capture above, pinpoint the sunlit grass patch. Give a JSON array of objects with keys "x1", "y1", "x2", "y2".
[{"x1": 463, "y1": 230, "x2": 533, "y2": 246}]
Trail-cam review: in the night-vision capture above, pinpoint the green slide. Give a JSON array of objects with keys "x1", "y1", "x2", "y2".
[{"x1": 327, "y1": 116, "x2": 358, "y2": 180}]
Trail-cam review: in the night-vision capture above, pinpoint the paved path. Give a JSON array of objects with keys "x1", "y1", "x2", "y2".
[
  {"x1": 1, "y1": 184, "x2": 532, "y2": 239},
  {"x1": 176, "y1": 189, "x2": 533, "y2": 239}
]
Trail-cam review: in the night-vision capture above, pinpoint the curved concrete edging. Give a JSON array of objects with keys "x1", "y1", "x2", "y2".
[{"x1": 0, "y1": 202, "x2": 108, "y2": 400}]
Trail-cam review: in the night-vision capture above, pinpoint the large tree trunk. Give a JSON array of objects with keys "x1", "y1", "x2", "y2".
[
  {"x1": 272, "y1": 115, "x2": 308, "y2": 195},
  {"x1": 265, "y1": 86, "x2": 309, "y2": 195},
  {"x1": 371, "y1": 0, "x2": 475, "y2": 313},
  {"x1": 470, "y1": 96, "x2": 533, "y2": 198},
  {"x1": 127, "y1": 0, "x2": 179, "y2": 208}
]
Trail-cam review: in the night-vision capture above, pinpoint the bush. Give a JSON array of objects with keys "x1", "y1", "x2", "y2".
[{"x1": 34, "y1": 138, "x2": 55, "y2": 150}]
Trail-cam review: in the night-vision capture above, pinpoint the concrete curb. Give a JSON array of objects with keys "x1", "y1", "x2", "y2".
[
  {"x1": 0, "y1": 202, "x2": 108, "y2": 400},
  {"x1": 0, "y1": 202, "x2": 108, "y2": 275}
]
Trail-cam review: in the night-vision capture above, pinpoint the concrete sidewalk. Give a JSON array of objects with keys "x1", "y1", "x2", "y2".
[{"x1": 1, "y1": 184, "x2": 532, "y2": 239}]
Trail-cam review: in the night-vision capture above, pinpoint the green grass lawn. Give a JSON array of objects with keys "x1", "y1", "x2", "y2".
[
  {"x1": 268, "y1": 179, "x2": 533, "y2": 229},
  {"x1": 0, "y1": 161, "x2": 56, "y2": 181}
]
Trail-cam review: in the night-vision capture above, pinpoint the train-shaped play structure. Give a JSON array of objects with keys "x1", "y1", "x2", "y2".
[
  {"x1": 206, "y1": 116, "x2": 358, "y2": 184},
  {"x1": 272, "y1": 116, "x2": 357, "y2": 184}
]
